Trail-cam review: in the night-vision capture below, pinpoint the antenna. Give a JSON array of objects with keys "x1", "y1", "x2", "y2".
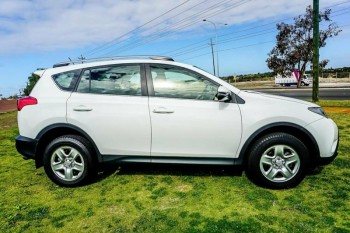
[{"x1": 78, "y1": 55, "x2": 86, "y2": 63}]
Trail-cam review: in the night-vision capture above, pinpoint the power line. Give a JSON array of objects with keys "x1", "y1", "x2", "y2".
[
  {"x1": 164, "y1": 1, "x2": 350, "y2": 56},
  {"x1": 86, "y1": 0, "x2": 214, "y2": 57},
  {"x1": 101, "y1": 0, "x2": 239, "y2": 55},
  {"x1": 171, "y1": 28, "x2": 276, "y2": 57},
  {"x1": 84, "y1": 0, "x2": 191, "y2": 56},
  {"x1": 179, "y1": 6, "x2": 350, "y2": 62},
  {"x1": 84, "y1": 0, "x2": 350, "y2": 57},
  {"x1": 165, "y1": 1, "x2": 350, "y2": 56},
  {"x1": 180, "y1": 40, "x2": 275, "y2": 61},
  {"x1": 102, "y1": 0, "x2": 252, "y2": 56}
]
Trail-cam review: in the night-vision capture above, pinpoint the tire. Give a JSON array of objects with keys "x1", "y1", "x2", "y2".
[
  {"x1": 246, "y1": 133, "x2": 309, "y2": 189},
  {"x1": 43, "y1": 135, "x2": 94, "y2": 187},
  {"x1": 301, "y1": 82, "x2": 305, "y2": 86}
]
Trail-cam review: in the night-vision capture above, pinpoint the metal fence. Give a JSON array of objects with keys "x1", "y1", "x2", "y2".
[{"x1": 320, "y1": 72, "x2": 350, "y2": 79}]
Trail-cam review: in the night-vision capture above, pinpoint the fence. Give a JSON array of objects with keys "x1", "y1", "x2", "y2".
[{"x1": 320, "y1": 72, "x2": 350, "y2": 79}]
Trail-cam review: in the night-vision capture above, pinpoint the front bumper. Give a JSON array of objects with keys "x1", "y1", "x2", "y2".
[
  {"x1": 305, "y1": 118, "x2": 339, "y2": 166},
  {"x1": 317, "y1": 136, "x2": 339, "y2": 165},
  {"x1": 15, "y1": 135, "x2": 38, "y2": 160}
]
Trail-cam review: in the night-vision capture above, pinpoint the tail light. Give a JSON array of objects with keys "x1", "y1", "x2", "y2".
[{"x1": 17, "y1": 96, "x2": 38, "y2": 111}]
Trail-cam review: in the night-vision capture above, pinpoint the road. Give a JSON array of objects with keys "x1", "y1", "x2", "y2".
[{"x1": 253, "y1": 88, "x2": 350, "y2": 100}]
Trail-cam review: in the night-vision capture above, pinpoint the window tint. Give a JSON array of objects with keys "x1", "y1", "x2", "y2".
[
  {"x1": 77, "y1": 65, "x2": 142, "y2": 96},
  {"x1": 52, "y1": 69, "x2": 81, "y2": 91},
  {"x1": 151, "y1": 65, "x2": 218, "y2": 100}
]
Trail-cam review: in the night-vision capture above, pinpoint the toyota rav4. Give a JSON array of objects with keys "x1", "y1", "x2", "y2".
[{"x1": 15, "y1": 56, "x2": 338, "y2": 189}]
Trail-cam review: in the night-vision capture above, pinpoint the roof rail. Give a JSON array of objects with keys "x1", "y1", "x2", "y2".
[{"x1": 53, "y1": 55, "x2": 174, "y2": 68}]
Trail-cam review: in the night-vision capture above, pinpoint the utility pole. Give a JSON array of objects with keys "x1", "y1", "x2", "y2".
[
  {"x1": 203, "y1": 19, "x2": 227, "y2": 77},
  {"x1": 209, "y1": 38, "x2": 216, "y2": 76},
  {"x1": 312, "y1": 0, "x2": 320, "y2": 102}
]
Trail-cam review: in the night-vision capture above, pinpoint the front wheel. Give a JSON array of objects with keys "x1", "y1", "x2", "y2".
[
  {"x1": 246, "y1": 133, "x2": 309, "y2": 189},
  {"x1": 43, "y1": 135, "x2": 94, "y2": 187}
]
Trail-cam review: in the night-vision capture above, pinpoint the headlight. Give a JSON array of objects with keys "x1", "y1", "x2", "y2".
[{"x1": 308, "y1": 107, "x2": 328, "y2": 118}]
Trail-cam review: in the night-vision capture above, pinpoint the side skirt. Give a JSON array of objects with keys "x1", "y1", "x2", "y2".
[{"x1": 100, "y1": 155, "x2": 241, "y2": 166}]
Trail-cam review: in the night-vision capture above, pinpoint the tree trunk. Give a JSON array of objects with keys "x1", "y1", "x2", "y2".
[{"x1": 297, "y1": 62, "x2": 307, "y2": 88}]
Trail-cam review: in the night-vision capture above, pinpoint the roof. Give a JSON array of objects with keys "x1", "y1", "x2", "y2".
[{"x1": 53, "y1": 55, "x2": 174, "y2": 68}]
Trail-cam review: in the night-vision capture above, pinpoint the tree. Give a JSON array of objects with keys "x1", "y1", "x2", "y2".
[
  {"x1": 23, "y1": 73, "x2": 40, "y2": 96},
  {"x1": 266, "y1": 5, "x2": 341, "y2": 87}
]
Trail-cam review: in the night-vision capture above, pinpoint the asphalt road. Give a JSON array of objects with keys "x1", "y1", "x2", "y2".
[{"x1": 254, "y1": 88, "x2": 350, "y2": 100}]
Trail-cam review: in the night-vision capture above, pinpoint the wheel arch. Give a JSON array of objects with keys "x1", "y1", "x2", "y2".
[
  {"x1": 238, "y1": 122, "x2": 320, "y2": 166},
  {"x1": 35, "y1": 123, "x2": 102, "y2": 168}
]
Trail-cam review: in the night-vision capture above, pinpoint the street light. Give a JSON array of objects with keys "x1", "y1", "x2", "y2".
[{"x1": 203, "y1": 19, "x2": 227, "y2": 77}]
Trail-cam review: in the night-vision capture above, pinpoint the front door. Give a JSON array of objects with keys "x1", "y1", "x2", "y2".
[{"x1": 147, "y1": 64, "x2": 242, "y2": 160}]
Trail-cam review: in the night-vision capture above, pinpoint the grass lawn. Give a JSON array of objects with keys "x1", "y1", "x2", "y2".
[{"x1": 1, "y1": 101, "x2": 349, "y2": 232}]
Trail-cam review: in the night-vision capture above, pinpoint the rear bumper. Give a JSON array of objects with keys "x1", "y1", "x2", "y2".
[{"x1": 15, "y1": 135, "x2": 38, "y2": 160}]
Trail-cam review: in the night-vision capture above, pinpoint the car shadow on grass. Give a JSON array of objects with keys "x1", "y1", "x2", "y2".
[
  {"x1": 92, "y1": 164, "x2": 244, "y2": 184},
  {"x1": 307, "y1": 166, "x2": 324, "y2": 176}
]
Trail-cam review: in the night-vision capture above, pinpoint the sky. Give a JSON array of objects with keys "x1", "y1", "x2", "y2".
[{"x1": 0, "y1": 0, "x2": 349, "y2": 97}]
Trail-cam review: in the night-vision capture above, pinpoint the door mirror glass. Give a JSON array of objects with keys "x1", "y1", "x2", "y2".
[{"x1": 216, "y1": 86, "x2": 232, "y2": 102}]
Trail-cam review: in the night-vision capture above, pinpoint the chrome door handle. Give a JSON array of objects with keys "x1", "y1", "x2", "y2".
[
  {"x1": 153, "y1": 107, "x2": 174, "y2": 114},
  {"x1": 73, "y1": 105, "x2": 93, "y2": 112}
]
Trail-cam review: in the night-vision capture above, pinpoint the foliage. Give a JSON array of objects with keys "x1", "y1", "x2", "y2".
[
  {"x1": 1, "y1": 102, "x2": 350, "y2": 232},
  {"x1": 266, "y1": 5, "x2": 341, "y2": 87},
  {"x1": 222, "y1": 72, "x2": 274, "y2": 83},
  {"x1": 223, "y1": 66, "x2": 350, "y2": 83},
  {"x1": 23, "y1": 73, "x2": 40, "y2": 96}
]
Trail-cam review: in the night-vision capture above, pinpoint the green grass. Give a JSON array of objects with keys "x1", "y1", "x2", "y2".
[
  {"x1": 1, "y1": 104, "x2": 350, "y2": 233},
  {"x1": 315, "y1": 100, "x2": 350, "y2": 107}
]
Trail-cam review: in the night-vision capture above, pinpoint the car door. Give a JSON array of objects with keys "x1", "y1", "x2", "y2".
[
  {"x1": 147, "y1": 64, "x2": 242, "y2": 161},
  {"x1": 66, "y1": 64, "x2": 151, "y2": 159}
]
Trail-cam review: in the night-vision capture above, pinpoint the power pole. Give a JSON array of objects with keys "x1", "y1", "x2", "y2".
[
  {"x1": 312, "y1": 0, "x2": 320, "y2": 102},
  {"x1": 209, "y1": 38, "x2": 216, "y2": 76}
]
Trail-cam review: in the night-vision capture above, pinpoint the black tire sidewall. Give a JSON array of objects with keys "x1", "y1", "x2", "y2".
[
  {"x1": 246, "y1": 133, "x2": 309, "y2": 189},
  {"x1": 43, "y1": 136, "x2": 93, "y2": 187}
]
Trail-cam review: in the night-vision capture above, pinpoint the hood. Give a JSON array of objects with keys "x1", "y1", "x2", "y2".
[{"x1": 239, "y1": 90, "x2": 319, "y2": 107}]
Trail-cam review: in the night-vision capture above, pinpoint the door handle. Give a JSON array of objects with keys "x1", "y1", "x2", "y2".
[
  {"x1": 153, "y1": 107, "x2": 174, "y2": 114},
  {"x1": 73, "y1": 105, "x2": 93, "y2": 112}
]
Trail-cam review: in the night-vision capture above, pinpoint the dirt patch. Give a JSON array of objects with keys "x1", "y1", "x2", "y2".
[
  {"x1": 0, "y1": 100, "x2": 17, "y2": 113},
  {"x1": 323, "y1": 107, "x2": 350, "y2": 114}
]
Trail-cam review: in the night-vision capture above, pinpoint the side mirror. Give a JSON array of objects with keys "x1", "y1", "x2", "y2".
[{"x1": 216, "y1": 86, "x2": 232, "y2": 102}]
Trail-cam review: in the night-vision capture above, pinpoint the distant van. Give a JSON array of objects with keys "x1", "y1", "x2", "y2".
[{"x1": 275, "y1": 71, "x2": 312, "y2": 86}]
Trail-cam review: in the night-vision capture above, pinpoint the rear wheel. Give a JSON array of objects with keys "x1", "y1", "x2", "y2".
[
  {"x1": 246, "y1": 133, "x2": 309, "y2": 189},
  {"x1": 43, "y1": 135, "x2": 94, "y2": 187}
]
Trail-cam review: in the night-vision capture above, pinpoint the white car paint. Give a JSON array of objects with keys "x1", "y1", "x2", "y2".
[
  {"x1": 66, "y1": 93, "x2": 152, "y2": 156},
  {"x1": 149, "y1": 97, "x2": 242, "y2": 158}
]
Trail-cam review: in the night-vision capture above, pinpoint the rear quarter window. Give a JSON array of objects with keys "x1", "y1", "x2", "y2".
[{"x1": 52, "y1": 69, "x2": 82, "y2": 91}]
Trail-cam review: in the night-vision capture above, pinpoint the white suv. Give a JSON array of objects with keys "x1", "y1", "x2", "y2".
[{"x1": 16, "y1": 56, "x2": 338, "y2": 189}]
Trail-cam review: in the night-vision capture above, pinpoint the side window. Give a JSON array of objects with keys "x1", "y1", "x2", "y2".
[
  {"x1": 52, "y1": 69, "x2": 81, "y2": 91},
  {"x1": 77, "y1": 65, "x2": 142, "y2": 96},
  {"x1": 76, "y1": 70, "x2": 90, "y2": 93},
  {"x1": 150, "y1": 65, "x2": 218, "y2": 100}
]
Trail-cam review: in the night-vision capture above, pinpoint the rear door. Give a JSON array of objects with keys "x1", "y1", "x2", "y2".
[{"x1": 66, "y1": 64, "x2": 151, "y2": 159}]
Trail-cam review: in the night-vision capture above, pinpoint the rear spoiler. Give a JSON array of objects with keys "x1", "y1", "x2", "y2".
[{"x1": 33, "y1": 69, "x2": 46, "y2": 77}]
